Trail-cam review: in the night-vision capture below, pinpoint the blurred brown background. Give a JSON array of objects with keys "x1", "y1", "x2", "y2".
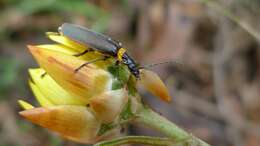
[{"x1": 0, "y1": 0, "x2": 260, "y2": 146}]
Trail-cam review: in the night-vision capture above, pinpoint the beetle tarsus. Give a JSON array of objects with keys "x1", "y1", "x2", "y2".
[
  {"x1": 41, "y1": 72, "x2": 47, "y2": 78},
  {"x1": 115, "y1": 60, "x2": 120, "y2": 65},
  {"x1": 73, "y1": 49, "x2": 93, "y2": 57},
  {"x1": 74, "y1": 56, "x2": 110, "y2": 73},
  {"x1": 74, "y1": 63, "x2": 87, "y2": 73}
]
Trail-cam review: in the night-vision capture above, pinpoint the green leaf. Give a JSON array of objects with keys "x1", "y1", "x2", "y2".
[{"x1": 98, "y1": 123, "x2": 116, "y2": 136}]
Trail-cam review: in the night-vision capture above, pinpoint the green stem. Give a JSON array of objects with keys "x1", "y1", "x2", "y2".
[
  {"x1": 133, "y1": 106, "x2": 210, "y2": 146},
  {"x1": 94, "y1": 136, "x2": 178, "y2": 146}
]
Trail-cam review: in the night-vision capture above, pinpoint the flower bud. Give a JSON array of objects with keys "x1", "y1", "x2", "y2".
[
  {"x1": 139, "y1": 69, "x2": 171, "y2": 102},
  {"x1": 90, "y1": 88, "x2": 128, "y2": 123},
  {"x1": 18, "y1": 26, "x2": 171, "y2": 144},
  {"x1": 19, "y1": 105, "x2": 101, "y2": 143},
  {"x1": 29, "y1": 68, "x2": 87, "y2": 105},
  {"x1": 28, "y1": 45, "x2": 113, "y2": 100},
  {"x1": 46, "y1": 32, "x2": 87, "y2": 52}
]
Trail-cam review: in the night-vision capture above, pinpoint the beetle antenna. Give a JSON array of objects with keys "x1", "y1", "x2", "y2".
[{"x1": 139, "y1": 60, "x2": 183, "y2": 69}]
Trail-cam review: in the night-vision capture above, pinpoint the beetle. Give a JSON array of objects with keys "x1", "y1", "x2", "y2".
[{"x1": 59, "y1": 23, "x2": 140, "y2": 78}]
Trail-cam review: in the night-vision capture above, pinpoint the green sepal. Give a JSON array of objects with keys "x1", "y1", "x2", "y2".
[
  {"x1": 117, "y1": 65, "x2": 129, "y2": 84},
  {"x1": 97, "y1": 122, "x2": 116, "y2": 136},
  {"x1": 112, "y1": 80, "x2": 123, "y2": 90},
  {"x1": 108, "y1": 64, "x2": 130, "y2": 90},
  {"x1": 120, "y1": 99, "x2": 134, "y2": 120},
  {"x1": 127, "y1": 75, "x2": 137, "y2": 96},
  {"x1": 107, "y1": 65, "x2": 118, "y2": 77}
]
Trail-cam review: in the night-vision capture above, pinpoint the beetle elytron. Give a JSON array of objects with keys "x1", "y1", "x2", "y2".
[{"x1": 59, "y1": 23, "x2": 140, "y2": 78}]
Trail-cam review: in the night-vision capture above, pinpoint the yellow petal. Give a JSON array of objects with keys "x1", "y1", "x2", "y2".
[
  {"x1": 90, "y1": 89, "x2": 128, "y2": 123},
  {"x1": 139, "y1": 69, "x2": 171, "y2": 102},
  {"x1": 46, "y1": 32, "x2": 87, "y2": 52},
  {"x1": 37, "y1": 44, "x2": 76, "y2": 55},
  {"x1": 19, "y1": 105, "x2": 101, "y2": 143},
  {"x1": 36, "y1": 44, "x2": 111, "y2": 69},
  {"x1": 18, "y1": 100, "x2": 34, "y2": 110},
  {"x1": 29, "y1": 80, "x2": 54, "y2": 106},
  {"x1": 28, "y1": 45, "x2": 112, "y2": 100},
  {"x1": 29, "y1": 68, "x2": 87, "y2": 105}
]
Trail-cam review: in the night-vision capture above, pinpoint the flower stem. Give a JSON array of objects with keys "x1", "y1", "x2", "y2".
[
  {"x1": 94, "y1": 136, "x2": 178, "y2": 146},
  {"x1": 133, "y1": 106, "x2": 210, "y2": 146}
]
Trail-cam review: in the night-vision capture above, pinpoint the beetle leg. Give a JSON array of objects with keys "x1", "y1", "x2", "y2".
[
  {"x1": 73, "y1": 48, "x2": 94, "y2": 57},
  {"x1": 41, "y1": 72, "x2": 47, "y2": 78},
  {"x1": 74, "y1": 56, "x2": 110, "y2": 73},
  {"x1": 115, "y1": 60, "x2": 120, "y2": 65}
]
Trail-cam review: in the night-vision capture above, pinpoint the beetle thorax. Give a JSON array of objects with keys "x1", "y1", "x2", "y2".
[{"x1": 117, "y1": 48, "x2": 127, "y2": 62}]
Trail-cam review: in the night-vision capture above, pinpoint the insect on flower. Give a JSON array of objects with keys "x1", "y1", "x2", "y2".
[
  {"x1": 59, "y1": 23, "x2": 140, "y2": 78},
  {"x1": 58, "y1": 23, "x2": 172, "y2": 102}
]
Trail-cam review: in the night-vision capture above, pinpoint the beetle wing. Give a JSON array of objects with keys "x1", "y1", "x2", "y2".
[{"x1": 59, "y1": 23, "x2": 118, "y2": 55}]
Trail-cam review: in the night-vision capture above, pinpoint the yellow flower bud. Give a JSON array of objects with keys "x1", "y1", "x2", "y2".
[
  {"x1": 139, "y1": 69, "x2": 171, "y2": 102},
  {"x1": 18, "y1": 27, "x2": 148, "y2": 144},
  {"x1": 19, "y1": 105, "x2": 101, "y2": 143},
  {"x1": 90, "y1": 88, "x2": 128, "y2": 123},
  {"x1": 29, "y1": 68, "x2": 87, "y2": 105},
  {"x1": 46, "y1": 32, "x2": 87, "y2": 52},
  {"x1": 28, "y1": 45, "x2": 113, "y2": 100},
  {"x1": 18, "y1": 100, "x2": 34, "y2": 110}
]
